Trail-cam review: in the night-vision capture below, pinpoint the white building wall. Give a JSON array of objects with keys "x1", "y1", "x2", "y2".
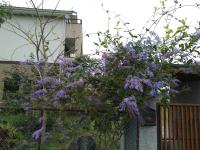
[{"x1": 0, "y1": 15, "x2": 67, "y2": 62}]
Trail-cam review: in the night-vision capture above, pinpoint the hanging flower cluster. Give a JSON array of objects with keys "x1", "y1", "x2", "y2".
[
  {"x1": 25, "y1": 56, "x2": 85, "y2": 108},
  {"x1": 89, "y1": 27, "x2": 200, "y2": 120},
  {"x1": 22, "y1": 20, "x2": 200, "y2": 141}
]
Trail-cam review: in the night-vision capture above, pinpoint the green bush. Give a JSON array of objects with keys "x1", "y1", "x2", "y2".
[{"x1": 0, "y1": 123, "x2": 21, "y2": 149}]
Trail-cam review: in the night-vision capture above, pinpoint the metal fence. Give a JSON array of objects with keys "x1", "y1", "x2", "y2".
[
  {"x1": 0, "y1": 106, "x2": 123, "y2": 150},
  {"x1": 157, "y1": 103, "x2": 200, "y2": 150}
]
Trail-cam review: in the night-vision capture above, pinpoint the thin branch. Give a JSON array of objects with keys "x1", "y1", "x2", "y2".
[
  {"x1": 43, "y1": 19, "x2": 60, "y2": 41},
  {"x1": 43, "y1": 14, "x2": 67, "y2": 41},
  {"x1": 5, "y1": 20, "x2": 47, "y2": 60},
  {"x1": 141, "y1": 4, "x2": 200, "y2": 38},
  {"x1": 29, "y1": 0, "x2": 42, "y2": 24},
  {"x1": 32, "y1": 14, "x2": 39, "y2": 47},
  {"x1": 43, "y1": 0, "x2": 61, "y2": 26},
  {"x1": 5, "y1": 21, "x2": 37, "y2": 46},
  {"x1": 37, "y1": 0, "x2": 61, "y2": 49},
  {"x1": 2, "y1": 26, "x2": 30, "y2": 43},
  {"x1": 29, "y1": 0, "x2": 44, "y2": 60},
  {"x1": 36, "y1": 0, "x2": 48, "y2": 8},
  {"x1": 10, "y1": 43, "x2": 30, "y2": 60}
]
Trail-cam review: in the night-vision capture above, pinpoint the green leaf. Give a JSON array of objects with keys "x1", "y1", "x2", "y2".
[{"x1": 93, "y1": 42, "x2": 99, "y2": 46}]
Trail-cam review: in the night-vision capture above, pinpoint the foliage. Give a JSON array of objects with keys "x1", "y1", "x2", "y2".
[
  {"x1": 0, "y1": 2, "x2": 12, "y2": 26},
  {"x1": 3, "y1": 65, "x2": 34, "y2": 106},
  {"x1": 3, "y1": 0, "x2": 200, "y2": 149},
  {"x1": 0, "y1": 123, "x2": 21, "y2": 149}
]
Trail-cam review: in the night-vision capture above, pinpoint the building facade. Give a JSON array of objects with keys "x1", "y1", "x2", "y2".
[
  {"x1": 0, "y1": 7, "x2": 82, "y2": 61},
  {"x1": 0, "y1": 6, "x2": 82, "y2": 101}
]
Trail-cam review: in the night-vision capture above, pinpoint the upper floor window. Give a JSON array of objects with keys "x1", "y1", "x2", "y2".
[{"x1": 64, "y1": 38, "x2": 76, "y2": 57}]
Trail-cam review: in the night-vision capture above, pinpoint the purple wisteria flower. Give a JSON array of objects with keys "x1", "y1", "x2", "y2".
[
  {"x1": 36, "y1": 77, "x2": 52, "y2": 85},
  {"x1": 173, "y1": 47, "x2": 180, "y2": 54},
  {"x1": 150, "y1": 89, "x2": 158, "y2": 97},
  {"x1": 149, "y1": 63, "x2": 159, "y2": 72},
  {"x1": 149, "y1": 31, "x2": 157, "y2": 37},
  {"x1": 101, "y1": 53, "x2": 113, "y2": 73},
  {"x1": 161, "y1": 52, "x2": 171, "y2": 61},
  {"x1": 36, "y1": 78, "x2": 62, "y2": 90},
  {"x1": 192, "y1": 31, "x2": 200, "y2": 38},
  {"x1": 138, "y1": 52, "x2": 148, "y2": 62},
  {"x1": 122, "y1": 60, "x2": 129, "y2": 66},
  {"x1": 63, "y1": 66, "x2": 81, "y2": 77},
  {"x1": 57, "y1": 56, "x2": 74, "y2": 69},
  {"x1": 32, "y1": 127, "x2": 44, "y2": 140},
  {"x1": 102, "y1": 52, "x2": 112, "y2": 63},
  {"x1": 142, "y1": 79, "x2": 153, "y2": 87},
  {"x1": 32, "y1": 89, "x2": 47, "y2": 98},
  {"x1": 125, "y1": 76, "x2": 143, "y2": 92},
  {"x1": 56, "y1": 90, "x2": 65, "y2": 97},
  {"x1": 21, "y1": 59, "x2": 45, "y2": 66},
  {"x1": 119, "y1": 96, "x2": 139, "y2": 117},
  {"x1": 145, "y1": 69, "x2": 154, "y2": 78},
  {"x1": 145, "y1": 37, "x2": 152, "y2": 45},
  {"x1": 142, "y1": 35, "x2": 161, "y2": 46},
  {"x1": 54, "y1": 90, "x2": 65, "y2": 100},
  {"x1": 54, "y1": 79, "x2": 62, "y2": 86},
  {"x1": 181, "y1": 52, "x2": 190, "y2": 58},
  {"x1": 125, "y1": 42, "x2": 135, "y2": 51},
  {"x1": 149, "y1": 31, "x2": 162, "y2": 45},
  {"x1": 64, "y1": 79, "x2": 84, "y2": 90},
  {"x1": 47, "y1": 85, "x2": 56, "y2": 90},
  {"x1": 38, "y1": 117, "x2": 44, "y2": 124},
  {"x1": 128, "y1": 50, "x2": 137, "y2": 60},
  {"x1": 153, "y1": 81, "x2": 166, "y2": 89}
]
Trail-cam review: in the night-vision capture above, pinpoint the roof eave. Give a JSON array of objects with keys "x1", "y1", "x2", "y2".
[{"x1": 12, "y1": 7, "x2": 77, "y2": 18}]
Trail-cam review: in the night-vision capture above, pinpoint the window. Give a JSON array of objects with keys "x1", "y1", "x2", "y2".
[{"x1": 65, "y1": 38, "x2": 76, "y2": 57}]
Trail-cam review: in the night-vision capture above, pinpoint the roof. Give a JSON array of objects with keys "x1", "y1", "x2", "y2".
[
  {"x1": 12, "y1": 7, "x2": 77, "y2": 18},
  {"x1": 172, "y1": 64, "x2": 200, "y2": 81}
]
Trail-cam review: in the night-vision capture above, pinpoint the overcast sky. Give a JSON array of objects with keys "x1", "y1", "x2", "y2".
[{"x1": 4, "y1": 0, "x2": 200, "y2": 54}]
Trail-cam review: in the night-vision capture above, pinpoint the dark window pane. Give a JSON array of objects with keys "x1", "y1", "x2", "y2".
[{"x1": 65, "y1": 38, "x2": 75, "y2": 57}]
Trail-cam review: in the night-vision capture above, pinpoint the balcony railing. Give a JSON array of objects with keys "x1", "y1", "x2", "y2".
[{"x1": 65, "y1": 19, "x2": 82, "y2": 24}]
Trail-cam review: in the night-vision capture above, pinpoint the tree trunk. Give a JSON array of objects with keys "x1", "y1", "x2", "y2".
[
  {"x1": 136, "y1": 116, "x2": 140, "y2": 150},
  {"x1": 37, "y1": 109, "x2": 46, "y2": 150}
]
